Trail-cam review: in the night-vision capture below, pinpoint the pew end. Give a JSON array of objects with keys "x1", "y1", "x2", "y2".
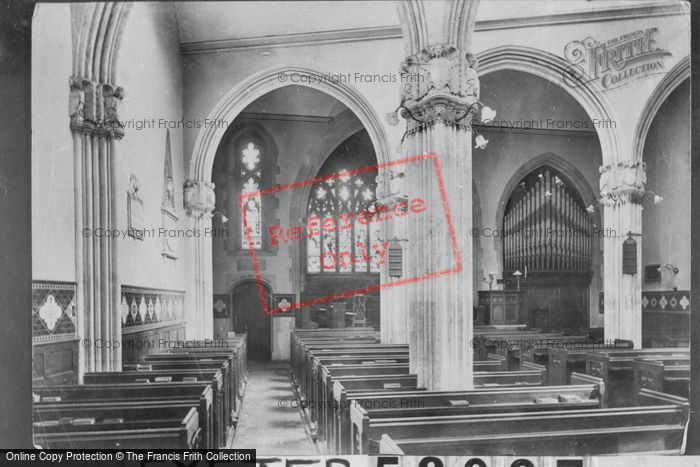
[
  {"x1": 379, "y1": 434, "x2": 405, "y2": 455},
  {"x1": 349, "y1": 401, "x2": 370, "y2": 454}
]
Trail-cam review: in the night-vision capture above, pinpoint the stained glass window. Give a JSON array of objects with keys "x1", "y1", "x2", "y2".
[
  {"x1": 240, "y1": 141, "x2": 263, "y2": 249},
  {"x1": 306, "y1": 168, "x2": 377, "y2": 273}
]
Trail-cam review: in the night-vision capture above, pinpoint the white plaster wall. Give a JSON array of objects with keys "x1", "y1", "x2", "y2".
[
  {"x1": 642, "y1": 80, "x2": 690, "y2": 291},
  {"x1": 114, "y1": 3, "x2": 193, "y2": 303},
  {"x1": 32, "y1": 4, "x2": 75, "y2": 282}
]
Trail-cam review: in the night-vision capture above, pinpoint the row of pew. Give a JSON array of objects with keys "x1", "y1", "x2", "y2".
[
  {"x1": 33, "y1": 335, "x2": 247, "y2": 449},
  {"x1": 291, "y1": 327, "x2": 690, "y2": 455}
]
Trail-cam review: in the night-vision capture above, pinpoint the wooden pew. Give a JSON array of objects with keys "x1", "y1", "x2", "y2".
[
  {"x1": 335, "y1": 384, "x2": 600, "y2": 454},
  {"x1": 474, "y1": 324, "x2": 530, "y2": 332},
  {"x1": 290, "y1": 328, "x2": 379, "y2": 383},
  {"x1": 164, "y1": 337, "x2": 247, "y2": 398},
  {"x1": 356, "y1": 389, "x2": 689, "y2": 455},
  {"x1": 473, "y1": 331, "x2": 561, "y2": 362},
  {"x1": 549, "y1": 344, "x2": 681, "y2": 386},
  {"x1": 475, "y1": 332, "x2": 563, "y2": 368},
  {"x1": 475, "y1": 358, "x2": 505, "y2": 372},
  {"x1": 330, "y1": 368, "x2": 545, "y2": 453},
  {"x1": 519, "y1": 335, "x2": 609, "y2": 367},
  {"x1": 291, "y1": 328, "x2": 378, "y2": 365},
  {"x1": 83, "y1": 369, "x2": 226, "y2": 447},
  {"x1": 584, "y1": 349, "x2": 689, "y2": 407},
  {"x1": 33, "y1": 403, "x2": 201, "y2": 449},
  {"x1": 633, "y1": 358, "x2": 690, "y2": 401},
  {"x1": 137, "y1": 355, "x2": 237, "y2": 416},
  {"x1": 300, "y1": 349, "x2": 409, "y2": 402},
  {"x1": 305, "y1": 348, "x2": 503, "y2": 406},
  {"x1": 34, "y1": 383, "x2": 216, "y2": 448}
]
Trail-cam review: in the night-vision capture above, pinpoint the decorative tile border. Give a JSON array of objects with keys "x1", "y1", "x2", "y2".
[
  {"x1": 641, "y1": 290, "x2": 690, "y2": 313},
  {"x1": 599, "y1": 290, "x2": 689, "y2": 314},
  {"x1": 32, "y1": 281, "x2": 77, "y2": 342},
  {"x1": 121, "y1": 285, "x2": 186, "y2": 328}
]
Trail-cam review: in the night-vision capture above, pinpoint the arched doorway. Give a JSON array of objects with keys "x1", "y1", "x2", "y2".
[
  {"x1": 501, "y1": 165, "x2": 594, "y2": 331},
  {"x1": 231, "y1": 280, "x2": 271, "y2": 360}
]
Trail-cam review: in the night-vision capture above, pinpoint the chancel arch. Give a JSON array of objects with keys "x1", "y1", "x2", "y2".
[
  {"x1": 188, "y1": 66, "x2": 391, "y2": 339},
  {"x1": 190, "y1": 65, "x2": 391, "y2": 182}
]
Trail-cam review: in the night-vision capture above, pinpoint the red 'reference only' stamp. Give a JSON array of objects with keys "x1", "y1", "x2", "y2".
[{"x1": 239, "y1": 152, "x2": 461, "y2": 314}]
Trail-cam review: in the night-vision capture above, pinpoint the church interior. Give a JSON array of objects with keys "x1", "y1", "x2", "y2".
[{"x1": 8, "y1": 0, "x2": 696, "y2": 457}]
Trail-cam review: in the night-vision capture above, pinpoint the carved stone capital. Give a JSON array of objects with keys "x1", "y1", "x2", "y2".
[
  {"x1": 399, "y1": 45, "x2": 480, "y2": 131},
  {"x1": 183, "y1": 180, "x2": 216, "y2": 218},
  {"x1": 599, "y1": 161, "x2": 646, "y2": 206},
  {"x1": 69, "y1": 77, "x2": 125, "y2": 139}
]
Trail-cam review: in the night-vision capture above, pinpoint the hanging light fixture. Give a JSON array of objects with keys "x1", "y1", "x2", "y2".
[
  {"x1": 474, "y1": 133, "x2": 489, "y2": 150},
  {"x1": 210, "y1": 210, "x2": 228, "y2": 223},
  {"x1": 480, "y1": 106, "x2": 497, "y2": 124}
]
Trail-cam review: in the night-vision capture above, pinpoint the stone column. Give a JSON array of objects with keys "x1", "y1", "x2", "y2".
[
  {"x1": 184, "y1": 180, "x2": 216, "y2": 340},
  {"x1": 396, "y1": 46, "x2": 480, "y2": 390},
  {"x1": 70, "y1": 77, "x2": 124, "y2": 373},
  {"x1": 600, "y1": 161, "x2": 646, "y2": 348},
  {"x1": 379, "y1": 167, "x2": 409, "y2": 344}
]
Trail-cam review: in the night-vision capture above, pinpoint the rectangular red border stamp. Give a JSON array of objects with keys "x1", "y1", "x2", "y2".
[{"x1": 239, "y1": 152, "x2": 461, "y2": 314}]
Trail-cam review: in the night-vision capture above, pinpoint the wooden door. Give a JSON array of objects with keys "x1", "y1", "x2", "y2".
[{"x1": 231, "y1": 281, "x2": 271, "y2": 360}]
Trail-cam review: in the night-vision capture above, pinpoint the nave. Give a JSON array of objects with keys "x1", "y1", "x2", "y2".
[
  {"x1": 289, "y1": 327, "x2": 689, "y2": 455},
  {"x1": 15, "y1": 0, "x2": 696, "y2": 456}
]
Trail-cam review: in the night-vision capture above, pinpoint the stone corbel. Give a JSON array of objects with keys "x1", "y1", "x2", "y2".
[
  {"x1": 69, "y1": 76, "x2": 86, "y2": 131},
  {"x1": 183, "y1": 180, "x2": 216, "y2": 218},
  {"x1": 599, "y1": 161, "x2": 647, "y2": 206},
  {"x1": 69, "y1": 77, "x2": 125, "y2": 139},
  {"x1": 102, "y1": 84, "x2": 125, "y2": 140}
]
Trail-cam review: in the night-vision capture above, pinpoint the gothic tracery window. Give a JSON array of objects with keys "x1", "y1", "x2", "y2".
[
  {"x1": 240, "y1": 140, "x2": 263, "y2": 250},
  {"x1": 306, "y1": 145, "x2": 378, "y2": 274}
]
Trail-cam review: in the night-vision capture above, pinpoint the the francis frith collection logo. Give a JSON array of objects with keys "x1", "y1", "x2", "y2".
[{"x1": 563, "y1": 27, "x2": 672, "y2": 90}]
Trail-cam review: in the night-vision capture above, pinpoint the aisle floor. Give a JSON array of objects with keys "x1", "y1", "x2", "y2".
[{"x1": 232, "y1": 361, "x2": 318, "y2": 454}]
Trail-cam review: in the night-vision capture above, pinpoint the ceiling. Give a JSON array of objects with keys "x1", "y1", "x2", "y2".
[
  {"x1": 174, "y1": 0, "x2": 663, "y2": 45},
  {"x1": 174, "y1": 1, "x2": 400, "y2": 45},
  {"x1": 241, "y1": 85, "x2": 350, "y2": 119}
]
